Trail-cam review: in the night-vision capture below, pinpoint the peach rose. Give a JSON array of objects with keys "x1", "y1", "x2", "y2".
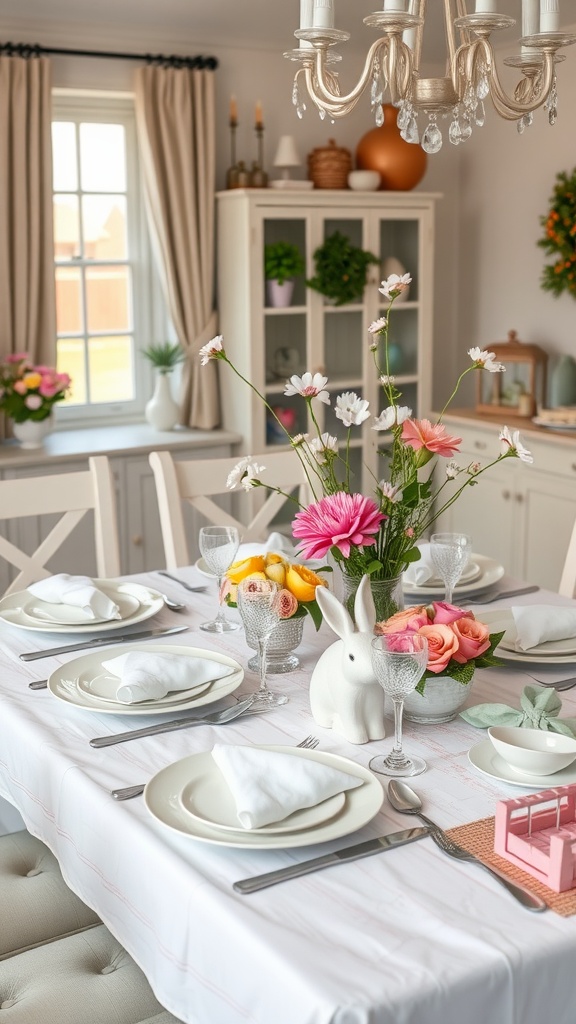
[
  {"x1": 376, "y1": 605, "x2": 429, "y2": 634},
  {"x1": 450, "y1": 616, "x2": 490, "y2": 664},
  {"x1": 432, "y1": 601, "x2": 473, "y2": 625},
  {"x1": 278, "y1": 588, "x2": 298, "y2": 618},
  {"x1": 418, "y1": 623, "x2": 460, "y2": 674}
]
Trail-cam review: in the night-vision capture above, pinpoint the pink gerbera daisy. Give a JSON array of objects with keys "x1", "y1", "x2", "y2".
[{"x1": 293, "y1": 492, "x2": 386, "y2": 560}]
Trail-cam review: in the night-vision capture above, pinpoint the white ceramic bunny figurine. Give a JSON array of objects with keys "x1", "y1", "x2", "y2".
[{"x1": 309, "y1": 574, "x2": 386, "y2": 744}]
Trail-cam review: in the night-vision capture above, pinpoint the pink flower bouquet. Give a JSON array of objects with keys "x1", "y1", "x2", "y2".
[
  {"x1": 376, "y1": 601, "x2": 505, "y2": 694},
  {"x1": 0, "y1": 354, "x2": 71, "y2": 423}
]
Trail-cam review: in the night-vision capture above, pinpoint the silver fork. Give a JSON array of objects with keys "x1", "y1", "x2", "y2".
[
  {"x1": 157, "y1": 571, "x2": 207, "y2": 593},
  {"x1": 110, "y1": 734, "x2": 319, "y2": 800},
  {"x1": 527, "y1": 674, "x2": 576, "y2": 691}
]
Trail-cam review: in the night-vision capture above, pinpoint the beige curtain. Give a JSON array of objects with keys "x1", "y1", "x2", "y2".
[
  {"x1": 0, "y1": 54, "x2": 57, "y2": 436},
  {"x1": 134, "y1": 64, "x2": 220, "y2": 429}
]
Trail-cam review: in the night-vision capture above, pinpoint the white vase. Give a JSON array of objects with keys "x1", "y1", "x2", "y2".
[
  {"x1": 12, "y1": 415, "x2": 53, "y2": 449},
  {"x1": 145, "y1": 372, "x2": 179, "y2": 431},
  {"x1": 402, "y1": 674, "x2": 474, "y2": 724}
]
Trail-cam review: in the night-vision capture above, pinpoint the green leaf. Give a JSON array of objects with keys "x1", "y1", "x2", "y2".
[{"x1": 303, "y1": 599, "x2": 323, "y2": 631}]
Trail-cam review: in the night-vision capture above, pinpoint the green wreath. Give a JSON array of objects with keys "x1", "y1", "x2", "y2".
[{"x1": 537, "y1": 168, "x2": 576, "y2": 299}]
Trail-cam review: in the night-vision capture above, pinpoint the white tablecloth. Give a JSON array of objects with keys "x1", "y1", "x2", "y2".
[{"x1": 1, "y1": 569, "x2": 576, "y2": 1024}]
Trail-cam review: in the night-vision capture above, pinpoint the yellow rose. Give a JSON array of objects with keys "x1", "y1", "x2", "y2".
[
  {"x1": 226, "y1": 556, "x2": 266, "y2": 583},
  {"x1": 265, "y1": 562, "x2": 286, "y2": 586},
  {"x1": 22, "y1": 372, "x2": 42, "y2": 389},
  {"x1": 285, "y1": 565, "x2": 327, "y2": 603},
  {"x1": 265, "y1": 552, "x2": 287, "y2": 566}
]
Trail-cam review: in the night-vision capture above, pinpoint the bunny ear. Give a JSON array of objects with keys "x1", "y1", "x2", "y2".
[
  {"x1": 315, "y1": 585, "x2": 354, "y2": 640},
  {"x1": 353, "y1": 575, "x2": 377, "y2": 633}
]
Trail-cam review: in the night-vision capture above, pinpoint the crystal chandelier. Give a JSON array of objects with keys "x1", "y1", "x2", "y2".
[{"x1": 285, "y1": 1, "x2": 576, "y2": 153}]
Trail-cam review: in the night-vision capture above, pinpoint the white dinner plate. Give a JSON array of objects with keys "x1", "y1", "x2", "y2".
[
  {"x1": 178, "y1": 768, "x2": 346, "y2": 835},
  {"x1": 481, "y1": 610, "x2": 576, "y2": 665},
  {"x1": 403, "y1": 560, "x2": 481, "y2": 592},
  {"x1": 0, "y1": 580, "x2": 165, "y2": 634},
  {"x1": 532, "y1": 417, "x2": 576, "y2": 432},
  {"x1": 403, "y1": 554, "x2": 504, "y2": 599},
  {"x1": 144, "y1": 745, "x2": 383, "y2": 848},
  {"x1": 47, "y1": 644, "x2": 243, "y2": 715},
  {"x1": 468, "y1": 739, "x2": 576, "y2": 789},
  {"x1": 77, "y1": 673, "x2": 214, "y2": 707}
]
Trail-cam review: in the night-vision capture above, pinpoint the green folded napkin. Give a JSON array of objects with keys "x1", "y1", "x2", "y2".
[{"x1": 460, "y1": 684, "x2": 576, "y2": 738}]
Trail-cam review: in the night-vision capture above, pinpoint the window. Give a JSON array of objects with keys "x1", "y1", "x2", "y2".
[{"x1": 51, "y1": 94, "x2": 166, "y2": 424}]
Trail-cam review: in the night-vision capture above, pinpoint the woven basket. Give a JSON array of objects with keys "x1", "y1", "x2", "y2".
[{"x1": 307, "y1": 138, "x2": 352, "y2": 189}]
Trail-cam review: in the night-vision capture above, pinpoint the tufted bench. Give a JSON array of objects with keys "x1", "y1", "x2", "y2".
[{"x1": 1, "y1": 832, "x2": 184, "y2": 1023}]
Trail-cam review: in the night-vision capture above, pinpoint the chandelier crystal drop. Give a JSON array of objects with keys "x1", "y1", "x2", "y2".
[{"x1": 284, "y1": 1, "x2": 576, "y2": 153}]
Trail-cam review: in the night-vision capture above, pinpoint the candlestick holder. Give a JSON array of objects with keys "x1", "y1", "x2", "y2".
[
  {"x1": 226, "y1": 120, "x2": 239, "y2": 190},
  {"x1": 250, "y1": 124, "x2": 268, "y2": 188}
]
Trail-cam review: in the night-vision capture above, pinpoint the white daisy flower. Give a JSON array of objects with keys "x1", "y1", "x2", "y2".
[
  {"x1": 372, "y1": 405, "x2": 412, "y2": 431},
  {"x1": 308, "y1": 433, "x2": 338, "y2": 463},
  {"x1": 499, "y1": 426, "x2": 533, "y2": 464},
  {"x1": 334, "y1": 392, "x2": 371, "y2": 427},
  {"x1": 379, "y1": 481, "x2": 403, "y2": 503},
  {"x1": 199, "y1": 335, "x2": 224, "y2": 365},
  {"x1": 284, "y1": 372, "x2": 330, "y2": 405},
  {"x1": 379, "y1": 273, "x2": 412, "y2": 300},
  {"x1": 368, "y1": 317, "x2": 388, "y2": 334},
  {"x1": 468, "y1": 347, "x2": 505, "y2": 373},
  {"x1": 226, "y1": 457, "x2": 265, "y2": 491},
  {"x1": 445, "y1": 460, "x2": 460, "y2": 479}
]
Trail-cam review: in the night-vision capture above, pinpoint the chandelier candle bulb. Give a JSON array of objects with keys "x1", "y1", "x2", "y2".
[
  {"x1": 383, "y1": 1, "x2": 406, "y2": 10},
  {"x1": 522, "y1": 0, "x2": 539, "y2": 35},
  {"x1": 300, "y1": 0, "x2": 313, "y2": 28},
  {"x1": 475, "y1": 0, "x2": 497, "y2": 11},
  {"x1": 312, "y1": 0, "x2": 334, "y2": 28},
  {"x1": 540, "y1": 0, "x2": 560, "y2": 32}
]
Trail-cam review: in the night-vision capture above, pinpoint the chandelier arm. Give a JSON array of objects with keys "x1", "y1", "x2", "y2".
[
  {"x1": 475, "y1": 37, "x2": 556, "y2": 117},
  {"x1": 309, "y1": 37, "x2": 389, "y2": 110},
  {"x1": 303, "y1": 67, "x2": 357, "y2": 116}
]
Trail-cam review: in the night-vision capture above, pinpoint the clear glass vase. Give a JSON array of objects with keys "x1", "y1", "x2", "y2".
[
  {"x1": 402, "y1": 674, "x2": 474, "y2": 724},
  {"x1": 341, "y1": 573, "x2": 404, "y2": 624},
  {"x1": 244, "y1": 614, "x2": 305, "y2": 674}
]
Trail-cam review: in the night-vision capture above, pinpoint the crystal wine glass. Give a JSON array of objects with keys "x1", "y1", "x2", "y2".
[
  {"x1": 369, "y1": 633, "x2": 429, "y2": 778},
  {"x1": 236, "y1": 577, "x2": 288, "y2": 709},
  {"x1": 198, "y1": 525, "x2": 240, "y2": 632},
  {"x1": 430, "y1": 532, "x2": 472, "y2": 604}
]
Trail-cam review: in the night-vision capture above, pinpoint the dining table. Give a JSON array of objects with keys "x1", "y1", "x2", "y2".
[{"x1": 1, "y1": 565, "x2": 576, "y2": 1024}]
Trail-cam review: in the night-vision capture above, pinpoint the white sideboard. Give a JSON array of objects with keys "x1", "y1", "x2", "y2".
[
  {"x1": 433, "y1": 411, "x2": 576, "y2": 591},
  {"x1": 0, "y1": 424, "x2": 241, "y2": 592}
]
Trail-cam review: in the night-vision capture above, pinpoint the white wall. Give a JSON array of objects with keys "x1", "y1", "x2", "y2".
[{"x1": 4, "y1": 13, "x2": 574, "y2": 412}]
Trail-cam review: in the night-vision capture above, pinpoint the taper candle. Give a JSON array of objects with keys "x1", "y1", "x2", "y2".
[
  {"x1": 230, "y1": 95, "x2": 238, "y2": 125},
  {"x1": 255, "y1": 100, "x2": 263, "y2": 128}
]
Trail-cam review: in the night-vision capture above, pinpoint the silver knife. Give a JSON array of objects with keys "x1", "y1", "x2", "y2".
[
  {"x1": 233, "y1": 826, "x2": 431, "y2": 893},
  {"x1": 465, "y1": 585, "x2": 540, "y2": 604},
  {"x1": 19, "y1": 625, "x2": 189, "y2": 662}
]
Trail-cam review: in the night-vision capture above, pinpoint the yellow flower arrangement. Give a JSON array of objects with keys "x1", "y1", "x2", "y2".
[{"x1": 221, "y1": 552, "x2": 328, "y2": 629}]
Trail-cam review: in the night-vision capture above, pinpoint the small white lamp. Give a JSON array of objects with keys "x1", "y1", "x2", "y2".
[{"x1": 270, "y1": 135, "x2": 313, "y2": 189}]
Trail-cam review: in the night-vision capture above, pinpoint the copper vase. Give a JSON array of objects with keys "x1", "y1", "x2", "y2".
[{"x1": 355, "y1": 105, "x2": 427, "y2": 191}]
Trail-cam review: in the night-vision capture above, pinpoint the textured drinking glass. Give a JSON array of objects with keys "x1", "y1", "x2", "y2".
[
  {"x1": 237, "y1": 578, "x2": 288, "y2": 708},
  {"x1": 369, "y1": 633, "x2": 429, "y2": 778},
  {"x1": 430, "y1": 532, "x2": 472, "y2": 604},
  {"x1": 198, "y1": 526, "x2": 240, "y2": 632}
]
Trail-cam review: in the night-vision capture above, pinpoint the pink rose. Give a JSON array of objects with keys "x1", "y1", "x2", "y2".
[
  {"x1": 376, "y1": 605, "x2": 429, "y2": 634},
  {"x1": 432, "y1": 601, "x2": 473, "y2": 625},
  {"x1": 13, "y1": 380, "x2": 27, "y2": 394},
  {"x1": 418, "y1": 623, "x2": 460, "y2": 674},
  {"x1": 451, "y1": 616, "x2": 490, "y2": 664},
  {"x1": 278, "y1": 588, "x2": 298, "y2": 618}
]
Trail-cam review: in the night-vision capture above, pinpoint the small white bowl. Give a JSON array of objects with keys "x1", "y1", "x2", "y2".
[
  {"x1": 348, "y1": 170, "x2": 381, "y2": 191},
  {"x1": 488, "y1": 726, "x2": 576, "y2": 776}
]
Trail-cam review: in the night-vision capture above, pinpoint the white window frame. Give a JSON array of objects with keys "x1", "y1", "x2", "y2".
[{"x1": 51, "y1": 90, "x2": 168, "y2": 428}]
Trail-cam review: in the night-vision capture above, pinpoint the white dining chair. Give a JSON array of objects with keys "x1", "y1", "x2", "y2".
[
  {"x1": 149, "y1": 449, "x2": 310, "y2": 569},
  {"x1": 559, "y1": 515, "x2": 576, "y2": 597},
  {"x1": 0, "y1": 455, "x2": 121, "y2": 595}
]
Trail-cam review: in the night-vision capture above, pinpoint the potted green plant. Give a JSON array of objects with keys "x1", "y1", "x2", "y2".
[
  {"x1": 264, "y1": 241, "x2": 306, "y2": 308},
  {"x1": 306, "y1": 230, "x2": 379, "y2": 306},
  {"x1": 141, "y1": 342, "x2": 185, "y2": 431}
]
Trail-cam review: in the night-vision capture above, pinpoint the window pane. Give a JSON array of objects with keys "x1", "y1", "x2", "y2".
[
  {"x1": 88, "y1": 337, "x2": 134, "y2": 403},
  {"x1": 52, "y1": 123, "x2": 78, "y2": 191},
  {"x1": 57, "y1": 338, "x2": 87, "y2": 405},
  {"x1": 54, "y1": 195, "x2": 80, "y2": 260},
  {"x1": 79, "y1": 124, "x2": 126, "y2": 192},
  {"x1": 85, "y1": 266, "x2": 131, "y2": 332},
  {"x1": 55, "y1": 266, "x2": 83, "y2": 334},
  {"x1": 83, "y1": 196, "x2": 127, "y2": 259}
]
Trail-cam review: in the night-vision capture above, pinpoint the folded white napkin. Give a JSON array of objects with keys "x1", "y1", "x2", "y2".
[
  {"x1": 101, "y1": 652, "x2": 234, "y2": 703},
  {"x1": 211, "y1": 744, "x2": 363, "y2": 829},
  {"x1": 403, "y1": 543, "x2": 436, "y2": 587},
  {"x1": 27, "y1": 574, "x2": 120, "y2": 621},
  {"x1": 236, "y1": 532, "x2": 296, "y2": 561},
  {"x1": 512, "y1": 605, "x2": 576, "y2": 651}
]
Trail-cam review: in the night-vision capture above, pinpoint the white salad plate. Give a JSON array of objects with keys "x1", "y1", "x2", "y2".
[
  {"x1": 482, "y1": 610, "x2": 576, "y2": 664},
  {"x1": 468, "y1": 739, "x2": 576, "y2": 788},
  {"x1": 77, "y1": 674, "x2": 213, "y2": 708},
  {"x1": 532, "y1": 417, "x2": 576, "y2": 432},
  {"x1": 178, "y1": 773, "x2": 346, "y2": 835},
  {"x1": 403, "y1": 554, "x2": 504, "y2": 599},
  {"x1": 144, "y1": 745, "x2": 383, "y2": 849},
  {"x1": 0, "y1": 580, "x2": 165, "y2": 634},
  {"x1": 47, "y1": 644, "x2": 243, "y2": 715}
]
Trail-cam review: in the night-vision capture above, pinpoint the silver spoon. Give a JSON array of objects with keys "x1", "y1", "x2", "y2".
[
  {"x1": 160, "y1": 594, "x2": 186, "y2": 612},
  {"x1": 387, "y1": 779, "x2": 547, "y2": 912}
]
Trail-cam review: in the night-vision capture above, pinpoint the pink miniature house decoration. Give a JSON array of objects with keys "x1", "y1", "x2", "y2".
[{"x1": 494, "y1": 784, "x2": 576, "y2": 893}]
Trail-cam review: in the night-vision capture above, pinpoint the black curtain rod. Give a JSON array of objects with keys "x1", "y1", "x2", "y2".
[{"x1": 0, "y1": 41, "x2": 218, "y2": 70}]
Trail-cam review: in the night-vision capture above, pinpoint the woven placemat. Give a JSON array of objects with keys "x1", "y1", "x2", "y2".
[{"x1": 445, "y1": 817, "x2": 576, "y2": 916}]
